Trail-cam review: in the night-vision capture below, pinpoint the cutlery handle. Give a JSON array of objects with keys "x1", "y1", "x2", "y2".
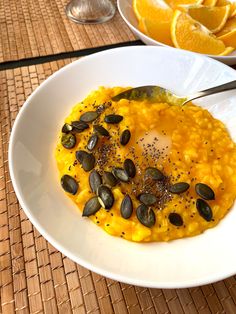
[{"x1": 186, "y1": 80, "x2": 236, "y2": 104}]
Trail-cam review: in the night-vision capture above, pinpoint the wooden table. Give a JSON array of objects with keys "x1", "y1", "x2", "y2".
[{"x1": 1, "y1": 1, "x2": 236, "y2": 313}]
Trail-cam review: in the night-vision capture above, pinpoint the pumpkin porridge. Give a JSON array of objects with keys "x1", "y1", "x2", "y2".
[{"x1": 55, "y1": 87, "x2": 236, "y2": 242}]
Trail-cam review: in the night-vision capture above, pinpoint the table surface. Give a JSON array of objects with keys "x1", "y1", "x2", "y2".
[{"x1": 1, "y1": 1, "x2": 236, "y2": 313}]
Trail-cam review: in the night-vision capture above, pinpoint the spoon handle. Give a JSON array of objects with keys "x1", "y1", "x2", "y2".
[{"x1": 185, "y1": 80, "x2": 236, "y2": 104}]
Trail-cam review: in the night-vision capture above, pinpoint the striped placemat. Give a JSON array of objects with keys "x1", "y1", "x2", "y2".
[
  {"x1": 0, "y1": 0, "x2": 137, "y2": 63},
  {"x1": 1, "y1": 58, "x2": 236, "y2": 313}
]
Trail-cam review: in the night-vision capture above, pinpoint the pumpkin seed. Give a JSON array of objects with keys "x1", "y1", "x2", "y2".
[
  {"x1": 196, "y1": 199, "x2": 213, "y2": 222},
  {"x1": 61, "y1": 175, "x2": 78, "y2": 195},
  {"x1": 76, "y1": 150, "x2": 87, "y2": 163},
  {"x1": 169, "y1": 182, "x2": 190, "y2": 194},
  {"x1": 139, "y1": 193, "x2": 157, "y2": 206},
  {"x1": 71, "y1": 121, "x2": 89, "y2": 133},
  {"x1": 145, "y1": 167, "x2": 164, "y2": 181},
  {"x1": 82, "y1": 153, "x2": 95, "y2": 172},
  {"x1": 120, "y1": 129, "x2": 131, "y2": 146},
  {"x1": 94, "y1": 125, "x2": 110, "y2": 137},
  {"x1": 80, "y1": 111, "x2": 99, "y2": 123},
  {"x1": 89, "y1": 170, "x2": 102, "y2": 193},
  {"x1": 124, "y1": 159, "x2": 136, "y2": 178},
  {"x1": 120, "y1": 195, "x2": 133, "y2": 219},
  {"x1": 97, "y1": 185, "x2": 114, "y2": 209},
  {"x1": 168, "y1": 213, "x2": 183, "y2": 226},
  {"x1": 87, "y1": 134, "x2": 98, "y2": 151},
  {"x1": 195, "y1": 183, "x2": 215, "y2": 200},
  {"x1": 62, "y1": 123, "x2": 73, "y2": 133},
  {"x1": 112, "y1": 167, "x2": 129, "y2": 182},
  {"x1": 136, "y1": 204, "x2": 156, "y2": 228},
  {"x1": 104, "y1": 114, "x2": 123, "y2": 124},
  {"x1": 82, "y1": 196, "x2": 101, "y2": 217},
  {"x1": 102, "y1": 171, "x2": 117, "y2": 187},
  {"x1": 76, "y1": 150, "x2": 95, "y2": 171},
  {"x1": 61, "y1": 133, "x2": 76, "y2": 149}
]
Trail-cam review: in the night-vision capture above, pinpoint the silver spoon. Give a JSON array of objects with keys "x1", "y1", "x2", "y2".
[{"x1": 112, "y1": 80, "x2": 236, "y2": 106}]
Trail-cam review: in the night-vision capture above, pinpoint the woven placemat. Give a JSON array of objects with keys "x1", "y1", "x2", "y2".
[
  {"x1": 0, "y1": 0, "x2": 137, "y2": 63},
  {"x1": 1, "y1": 58, "x2": 236, "y2": 314}
]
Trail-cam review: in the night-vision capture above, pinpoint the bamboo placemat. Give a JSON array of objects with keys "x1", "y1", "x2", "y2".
[
  {"x1": 1, "y1": 58, "x2": 236, "y2": 314},
  {"x1": 0, "y1": 0, "x2": 137, "y2": 63}
]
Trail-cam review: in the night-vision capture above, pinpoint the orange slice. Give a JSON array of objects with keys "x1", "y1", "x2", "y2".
[
  {"x1": 217, "y1": 0, "x2": 236, "y2": 17},
  {"x1": 139, "y1": 18, "x2": 173, "y2": 45},
  {"x1": 133, "y1": 0, "x2": 173, "y2": 45},
  {"x1": 216, "y1": 16, "x2": 236, "y2": 35},
  {"x1": 171, "y1": 10, "x2": 234, "y2": 54},
  {"x1": 218, "y1": 29, "x2": 236, "y2": 47},
  {"x1": 183, "y1": 4, "x2": 231, "y2": 33},
  {"x1": 133, "y1": 0, "x2": 173, "y2": 21}
]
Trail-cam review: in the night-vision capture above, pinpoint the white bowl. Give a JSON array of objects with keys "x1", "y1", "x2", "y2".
[
  {"x1": 9, "y1": 46, "x2": 236, "y2": 288},
  {"x1": 118, "y1": 0, "x2": 236, "y2": 65}
]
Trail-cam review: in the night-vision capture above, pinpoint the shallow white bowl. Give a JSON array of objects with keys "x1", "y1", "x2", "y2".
[
  {"x1": 9, "y1": 46, "x2": 236, "y2": 288},
  {"x1": 118, "y1": 0, "x2": 236, "y2": 65}
]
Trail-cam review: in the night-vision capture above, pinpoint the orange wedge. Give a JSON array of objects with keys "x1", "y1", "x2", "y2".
[
  {"x1": 217, "y1": 0, "x2": 236, "y2": 17},
  {"x1": 216, "y1": 16, "x2": 236, "y2": 35},
  {"x1": 218, "y1": 29, "x2": 236, "y2": 47},
  {"x1": 139, "y1": 18, "x2": 173, "y2": 45},
  {"x1": 133, "y1": 0, "x2": 173, "y2": 21},
  {"x1": 171, "y1": 10, "x2": 234, "y2": 54},
  {"x1": 133, "y1": 0, "x2": 173, "y2": 45},
  {"x1": 183, "y1": 4, "x2": 231, "y2": 33}
]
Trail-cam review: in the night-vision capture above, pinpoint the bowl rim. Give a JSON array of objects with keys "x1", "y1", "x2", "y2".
[
  {"x1": 117, "y1": 0, "x2": 236, "y2": 61},
  {"x1": 8, "y1": 46, "x2": 236, "y2": 288}
]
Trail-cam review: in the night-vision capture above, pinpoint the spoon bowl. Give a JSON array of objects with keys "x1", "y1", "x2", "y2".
[{"x1": 112, "y1": 80, "x2": 236, "y2": 105}]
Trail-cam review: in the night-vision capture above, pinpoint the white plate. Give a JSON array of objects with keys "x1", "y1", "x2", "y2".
[
  {"x1": 118, "y1": 0, "x2": 236, "y2": 65},
  {"x1": 9, "y1": 46, "x2": 236, "y2": 288}
]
